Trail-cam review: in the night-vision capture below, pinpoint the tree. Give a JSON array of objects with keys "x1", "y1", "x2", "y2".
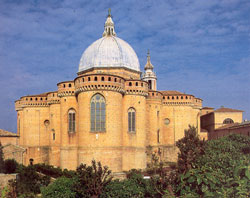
[
  {"x1": 176, "y1": 125, "x2": 205, "y2": 174},
  {"x1": 172, "y1": 133, "x2": 250, "y2": 197},
  {"x1": 0, "y1": 142, "x2": 4, "y2": 173},
  {"x1": 74, "y1": 160, "x2": 113, "y2": 198}
]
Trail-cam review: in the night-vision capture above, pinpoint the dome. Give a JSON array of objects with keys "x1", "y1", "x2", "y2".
[{"x1": 78, "y1": 11, "x2": 140, "y2": 73}]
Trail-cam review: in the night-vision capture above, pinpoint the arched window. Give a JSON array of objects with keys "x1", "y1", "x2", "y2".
[
  {"x1": 128, "y1": 108, "x2": 136, "y2": 132},
  {"x1": 68, "y1": 109, "x2": 76, "y2": 132},
  {"x1": 223, "y1": 118, "x2": 234, "y2": 124},
  {"x1": 91, "y1": 94, "x2": 106, "y2": 131}
]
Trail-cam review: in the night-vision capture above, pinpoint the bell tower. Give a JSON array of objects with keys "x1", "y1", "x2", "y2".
[{"x1": 142, "y1": 50, "x2": 157, "y2": 90}]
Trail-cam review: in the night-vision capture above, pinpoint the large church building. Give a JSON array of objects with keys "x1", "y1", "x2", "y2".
[{"x1": 15, "y1": 11, "x2": 239, "y2": 172}]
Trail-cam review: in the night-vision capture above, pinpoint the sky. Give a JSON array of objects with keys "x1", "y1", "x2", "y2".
[{"x1": 0, "y1": 0, "x2": 250, "y2": 133}]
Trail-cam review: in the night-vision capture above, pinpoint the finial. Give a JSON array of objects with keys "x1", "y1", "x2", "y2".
[
  {"x1": 108, "y1": 8, "x2": 111, "y2": 17},
  {"x1": 144, "y1": 49, "x2": 154, "y2": 70}
]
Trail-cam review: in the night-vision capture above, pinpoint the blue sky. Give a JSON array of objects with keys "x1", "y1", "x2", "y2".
[{"x1": 0, "y1": 0, "x2": 249, "y2": 132}]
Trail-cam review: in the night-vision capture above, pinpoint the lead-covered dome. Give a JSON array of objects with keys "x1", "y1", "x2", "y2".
[{"x1": 78, "y1": 10, "x2": 140, "y2": 73}]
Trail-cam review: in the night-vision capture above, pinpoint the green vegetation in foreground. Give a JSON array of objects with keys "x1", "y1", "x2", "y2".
[{"x1": 0, "y1": 128, "x2": 249, "y2": 198}]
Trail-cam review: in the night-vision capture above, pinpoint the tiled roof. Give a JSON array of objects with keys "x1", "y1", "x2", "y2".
[
  {"x1": 216, "y1": 123, "x2": 239, "y2": 130},
  {"x1": 160, "y1": 90, "x2": 185, "y2": 95},
  {"x1": 0, "y1": 129, "x2": 18, "y2": 137},
  {"x1": 215, "y1": 121, "x2": 250, "y2": 130},
  {"x1": 202, "y1": 107, "x2": 214, "y2": 109},
  {"x1": 24, "y1": 92, "x2": 49, "y2": 97},
  {"x1": 214, "y1": 107, "x2": 243, "y2": 113}
]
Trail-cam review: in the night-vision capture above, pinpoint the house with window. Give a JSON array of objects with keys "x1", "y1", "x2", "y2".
[{"x1": 15, "y1": 10, "x2": 238, "y2": 172}]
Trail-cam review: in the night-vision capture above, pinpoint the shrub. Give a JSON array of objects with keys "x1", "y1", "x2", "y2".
[
  {"x1": 16, "y1": 165, "x2": 50, "y2": 195},
  {"x1": 74, "y1": 160, "x2": 113, "y2": 198},
  {"x1": 41, "y1": 176, "x2": 76, "y2": 198},
  {"x1": 4, "y1": 159, "x2": 18, "y2": 174},
  {"x1": 102, "y1": 170, "x2": 159, "y2": 198},
  {"x1": 33, "y1": 163, "x2": 76, "y2": 178}
]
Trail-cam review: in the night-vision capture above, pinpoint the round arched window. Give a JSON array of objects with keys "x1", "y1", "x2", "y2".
[{"x1": 223, "y1": 118, "x2": 234, "y2": 124}]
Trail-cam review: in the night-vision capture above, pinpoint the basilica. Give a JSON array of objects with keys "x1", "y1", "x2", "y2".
[{"x1": 14, "y1": 11, "x2": 242, "y2": 172}]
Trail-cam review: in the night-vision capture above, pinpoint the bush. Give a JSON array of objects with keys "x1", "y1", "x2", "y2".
[
  {"x1": 74, "y1": 160, "x2": 113, "y2": 198},
  {"x1": 41, "y1": 176, "x2": 76, "y2": 198},
  {"x1": 102, "y1": 171, "x2": 159, "y2": 198},
  {"x1": 16, "y1": 165, "x2": 50, "y2": 195},
  {"x1": 33, "y1": 163, "x2": 76, "y2": 178},
  {"x1": 4, "y1": 159, "x2": 18, "y2": 174}
]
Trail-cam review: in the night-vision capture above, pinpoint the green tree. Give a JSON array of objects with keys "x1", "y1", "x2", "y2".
[
  {"x1": 176, "y1": 125, "x2": 205, "y2": 174},
  {"x1": 0, "y1": 141, "x2": 4, "y2": 173},
  {"x1": 41, "y1": 176, "x2": 76, "y2": 198},
  {"x1": 172, "y1": 133, "x2": 250, "y2": 197},
  {"x1": 74, "y1": 160, "x2": 113, "y2": 198}
]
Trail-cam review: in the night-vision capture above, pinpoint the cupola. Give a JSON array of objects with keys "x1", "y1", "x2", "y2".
[{"x1": 142, "y1": 50, "x2": 157, "y2": 90}]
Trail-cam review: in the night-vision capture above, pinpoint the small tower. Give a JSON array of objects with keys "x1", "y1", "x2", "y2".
[
  {"x1": 102, "y1": 8, "x2": 116, "y2": 37},
  {"x1": 142, "y1": 50, "x2": 157, "y2": 90}
]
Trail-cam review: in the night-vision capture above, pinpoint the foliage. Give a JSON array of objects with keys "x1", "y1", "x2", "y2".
[
  {"x1": 41, "y1": 176, "x2": 76, "y2": 198},
  {"x1": 146, "y1": 145, "x2": 160, "y2": 169},
  {"x1": 101, "y1": 171, "x2": 158, "y2": 198},
  {"x1": 172, "y1": 133, "x2": 250, "y2": 197},
  {"x1": 0, "y1": 142, "x2": 4, "y2": 173},
  {"x1": 4, "y1": 159, "x2": 18, "y2": 174},
  {"x1": 16, "y1": 165, "x2": 50, "y2": 196},
  {"x1": 74, "y1": 160, "x2": 113, "y2": 198},
  {"x1": 176, "y1": 125, "x2": 205, "y2": 174},
  {"x1": 33, "y1": 163, "x2": 76, "y2": 178},
  {"x1": 150, "y1": 163, "x2": 174, "y2": 197}
]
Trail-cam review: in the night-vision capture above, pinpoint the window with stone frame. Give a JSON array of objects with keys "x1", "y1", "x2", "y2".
[
  {"x1": 68, "y1": 109, "x2": 76, "y2": 132},
  {"x1": 128, "y1": 108, "x2": 136, "y2": 132},
  {"x1": 91, "y1": 94, "x2": 106, "y2": 132}
]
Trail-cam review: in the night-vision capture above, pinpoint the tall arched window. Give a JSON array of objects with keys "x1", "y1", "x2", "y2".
[
  {"x1": 68, "y1": 109, "x2": 76, "y2": 132},
  {"x1": 91, "y1": 94, "x2": 106, "y2": 131},
  {"x1": 128, "y1": 108, "x2": 136, "y2": 132}
]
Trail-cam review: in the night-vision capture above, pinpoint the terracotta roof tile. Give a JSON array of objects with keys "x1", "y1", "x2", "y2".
[
  {"x1": 202, "y1": 107, "x2": 214, "y2": 109},
  {"x1": 216, "y1": 123, "x2": 239, "y2": 130},
  {"x1": 0, "y1": 129, "x2": 18, "y2": 137},
  {"x1": 160, "y1": 90, "x2": 185, "y2": 95},
  {"x1": 214, "y1": 107, "x2": 243, "y2": 113}
]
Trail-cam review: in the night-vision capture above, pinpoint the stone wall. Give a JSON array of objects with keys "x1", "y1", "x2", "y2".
[{"x1": 0, "y1": 174, "x2": 17, "y2": 189}]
